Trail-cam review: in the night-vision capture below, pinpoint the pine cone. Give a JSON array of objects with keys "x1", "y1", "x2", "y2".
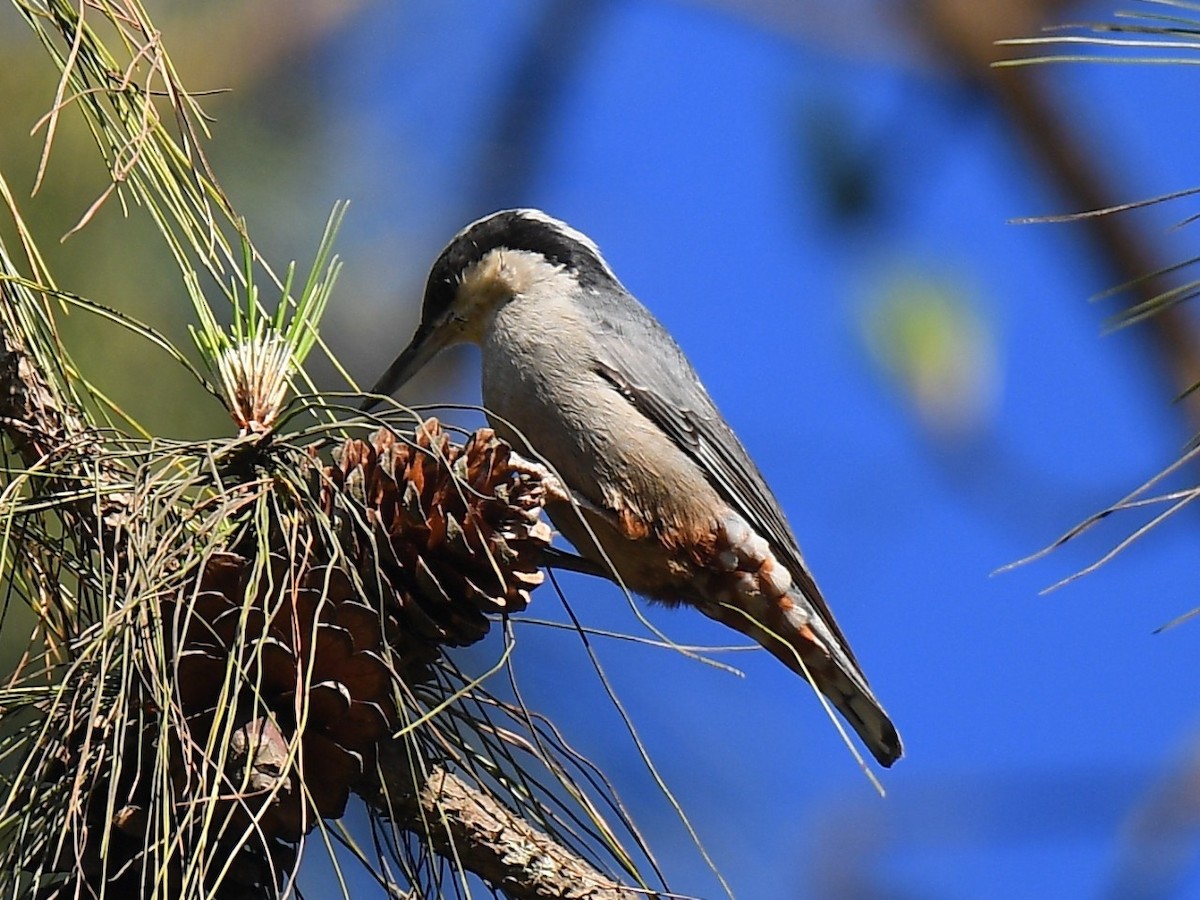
[
  {"x1": 48, "y1": 548, "x2": 392, "y2": 895},
  {"x1": 44, "y1": 421, "x2": 554, "y2": 897},
  {"x1": 171, "y1": 552, "x2": 394, "y2": 842},
  {"x1": 322, "y1": 419, "x2": 553, "y2": 651},
  {"x1": 157, "y1": 421, "x2": 552, "y2": 848}
]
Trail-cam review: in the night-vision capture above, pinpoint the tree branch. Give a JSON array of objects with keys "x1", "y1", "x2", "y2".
[
  {"x1": 0, "y1": 292, "x2": 130, "y2": 549},
  {"x1": 370, "y1": 742, "x2": 650, "y2": 900}
]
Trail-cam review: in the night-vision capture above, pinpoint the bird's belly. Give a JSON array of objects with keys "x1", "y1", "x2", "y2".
[
  {"x1": 543, "y1": 498, "x2": 704, "y2": 603},
  {"x1": 481, "y1": 358, "x2": 725, "y2": 602}
]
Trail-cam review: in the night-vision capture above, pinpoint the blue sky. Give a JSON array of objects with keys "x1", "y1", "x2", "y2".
[{"x1": 310, "y1": 2, "x2": 1200, "y2": 896}]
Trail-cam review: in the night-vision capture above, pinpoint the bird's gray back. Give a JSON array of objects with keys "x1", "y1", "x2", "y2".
[
  {"x1": 479, "y1": 263, "x2": 826, "y2": 599},
  {"x1": 570, "y1": 279, "x2": 863, "y2": 658}
]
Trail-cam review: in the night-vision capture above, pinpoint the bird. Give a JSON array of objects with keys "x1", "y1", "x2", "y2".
[{"x1": 362, "y1": 209, "x2": 902, "y2": 767}]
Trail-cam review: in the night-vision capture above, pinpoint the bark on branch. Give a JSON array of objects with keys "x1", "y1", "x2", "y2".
[
  {"x1": 0, "y1": 297, "x2": 130, "y2": 541},
  {"x1": 370, "y1": 742, "x2": 649, "y2": 900}
]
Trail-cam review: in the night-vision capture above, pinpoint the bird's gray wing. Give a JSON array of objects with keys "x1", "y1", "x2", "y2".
[{"x1": 587, "y1": 298, "x2": 859, "y2": 663}]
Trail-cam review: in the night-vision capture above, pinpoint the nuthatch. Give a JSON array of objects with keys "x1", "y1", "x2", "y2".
[{"x1": 364, "y1": 209, "x2": 902, "y2": 767}]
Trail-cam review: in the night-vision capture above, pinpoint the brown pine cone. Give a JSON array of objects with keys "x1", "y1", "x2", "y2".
[
  {"x1": 49, "y1": 421, "x2": 555, "y2": 896},
  {"x1": 322, "y1": 419, "x2": 552, "y2": 651},
  {"x1": 169, "y1": 552, "x2": 395, "y2": 841}
]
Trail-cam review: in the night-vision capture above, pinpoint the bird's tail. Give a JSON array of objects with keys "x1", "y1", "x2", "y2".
[{"x1": 705, "y1": 591, "x2": 903, "y2": 768}]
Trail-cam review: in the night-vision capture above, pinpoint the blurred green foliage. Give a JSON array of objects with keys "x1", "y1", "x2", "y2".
[{"x1": 0, "y1": 3, "x2": 336, "y2": 439}]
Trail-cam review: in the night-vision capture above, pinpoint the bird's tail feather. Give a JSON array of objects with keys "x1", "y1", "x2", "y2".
[{"x1": 706, "y1": 593, "x2": 903, "y2": 768}]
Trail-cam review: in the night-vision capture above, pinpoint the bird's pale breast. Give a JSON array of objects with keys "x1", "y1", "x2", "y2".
[{"x1": 481, "y1": 286, "x2": 727, "y2": 598}]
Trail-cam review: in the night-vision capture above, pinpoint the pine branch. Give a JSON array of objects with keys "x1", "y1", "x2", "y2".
[
  {"x1": 0, "y1": 284, "x2": 129, "y2": 556},
  {"x1": 371, "y1": 746, "x2": 648, "y2": 900},
  {"x1": 2, "y1": 5, "x2": 670, "y2": 895},
  {"x1": 0, "y1": 297, "x2": 654, "y2": 898}
]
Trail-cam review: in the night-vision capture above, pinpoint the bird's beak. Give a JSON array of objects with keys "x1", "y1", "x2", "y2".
[{"x1": 360, "y1": 318, "x2": 454, "y2": 412}]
